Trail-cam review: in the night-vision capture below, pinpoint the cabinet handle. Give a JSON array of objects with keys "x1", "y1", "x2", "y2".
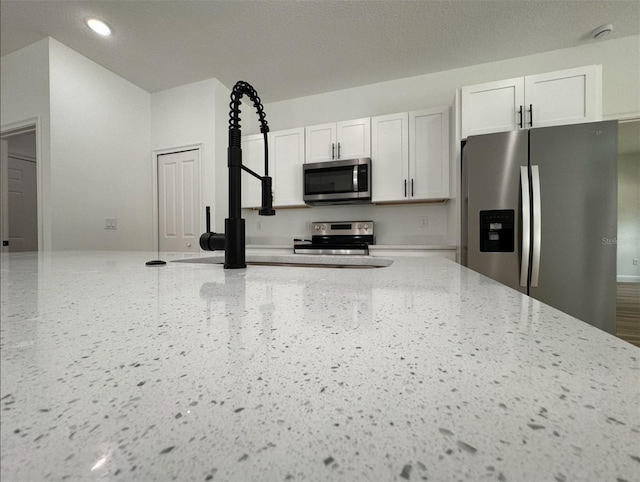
[
  {"x1": 528, "y1": 104, "x2": 533, "y2": 127},
  {"x1": 337, "y1": 142, "x2": 341, "y2": 159},
  {"x1": 404, "y1": 179, "x2": 407, "y2": 197},
  {"x1": 518, "y1": 105, "x2": 523, "y2": 128},
  {"x1": 331, "y1": 143, "x2": 335, "y2": 160},
  {"x1": 411, "y1": 179, "x2": 414, "y2": 197}
]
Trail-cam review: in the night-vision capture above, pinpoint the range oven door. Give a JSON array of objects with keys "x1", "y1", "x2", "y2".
[{"x1": 303, "y1": 158, "x2": 371, "y2": 205}]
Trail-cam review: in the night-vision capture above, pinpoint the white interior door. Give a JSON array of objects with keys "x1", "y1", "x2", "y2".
[
  {"x1": 7, "y1": 156, "x2": 38, "y2": 251},
  {"x1": 158, "y1": 149, "x2": 201, "y2": 253}
]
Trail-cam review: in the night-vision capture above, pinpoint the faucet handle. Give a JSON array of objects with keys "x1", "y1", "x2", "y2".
[{"x1": 200, "y1": 206, "x2": 225, "y2": 250}]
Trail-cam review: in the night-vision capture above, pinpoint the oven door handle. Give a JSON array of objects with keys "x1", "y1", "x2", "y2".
[{"x1": 353, "y1": 166, "x2": 359, "y2": 192}]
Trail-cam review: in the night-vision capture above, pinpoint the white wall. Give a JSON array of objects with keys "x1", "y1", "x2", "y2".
[
  {"x1": 241, "y1": 35, "x2": 640, "y2": 248},
  {"x1": 213, "y1": 80, "x2": 232, "y2": 233},
  {"x1": 150, "y1": 77, "x2": 231, "y2": 237},
  {"x1": 244, "y1": 203, "x2": 449, "y2": 246},
  {"x1": 49, "y1": 38, "x2": 152, "y2": 250},
  {"x1": 151, "y1": 78, "x2": 216, "y2": 243},
  {"x1": 2, "y1": 38, "x2": 153, "y2": 251},
  {"x1": 0, "y1": 38, "x2": 51, "y2": 250}
]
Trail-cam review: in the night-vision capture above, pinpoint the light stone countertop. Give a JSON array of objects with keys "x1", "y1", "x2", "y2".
[{"x1": 1, "y1": 251, "x2": 638, "y2": 481}]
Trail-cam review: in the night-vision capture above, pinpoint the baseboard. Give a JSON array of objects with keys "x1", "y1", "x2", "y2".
[{"x1": 617, "y1": 275, "x2": 640, "y2": 283}]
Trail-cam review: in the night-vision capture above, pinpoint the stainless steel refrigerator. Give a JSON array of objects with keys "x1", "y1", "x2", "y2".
[{"x1": 461, "y1": 121, "x2": 618, "y2": 334}]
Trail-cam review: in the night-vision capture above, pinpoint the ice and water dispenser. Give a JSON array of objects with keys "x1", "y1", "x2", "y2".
[{"x1": 479, "y1": 210, "x2": 515, "y2": 252}]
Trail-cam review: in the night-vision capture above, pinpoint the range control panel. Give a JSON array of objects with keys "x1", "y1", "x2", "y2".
[
  {"x1": 479, "y1": 210, "x2": 515, "y2": 252},
  {"x1": 311, "y1": 221, "x2": 374, "y2": 237}
]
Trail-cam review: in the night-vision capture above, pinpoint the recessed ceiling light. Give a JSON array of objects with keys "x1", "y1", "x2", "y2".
[
  {"x1": 591, "y1": 24, "x2": 613, "y2": 39},
  {"x1": 85, "y1": 18, "x2": 112, "y2": 37}
]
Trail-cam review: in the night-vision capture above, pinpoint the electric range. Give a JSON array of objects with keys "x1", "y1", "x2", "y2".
[{"x1": 294, "y1": 221, "x2": 374, "y2": 255}]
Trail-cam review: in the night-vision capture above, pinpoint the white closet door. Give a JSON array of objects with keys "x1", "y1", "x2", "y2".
[{"x1": 158, "y1": 149, "x2": 200, "y2": 252}]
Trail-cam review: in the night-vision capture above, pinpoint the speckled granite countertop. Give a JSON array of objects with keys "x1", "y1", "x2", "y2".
[{"x1": 1, "y1": 251, "x2": 638, "y2": 482}]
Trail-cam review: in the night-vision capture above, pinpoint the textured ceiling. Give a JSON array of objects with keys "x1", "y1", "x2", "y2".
[{"x1": 1, "y1": 0, "x2": 639, "y2": 102}]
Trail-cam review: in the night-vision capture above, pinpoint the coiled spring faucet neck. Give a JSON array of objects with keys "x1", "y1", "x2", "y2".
[
  {"x1": 229, "y1": 81, "x2": 269, "y2": 136},
  {"x1": 199, "y1": 81, "x2": 275, "y2": 269}
]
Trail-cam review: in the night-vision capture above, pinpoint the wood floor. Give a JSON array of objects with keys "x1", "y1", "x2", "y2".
[{"x1": 616, "y1": 282, "x2": 640, "y2": 347}]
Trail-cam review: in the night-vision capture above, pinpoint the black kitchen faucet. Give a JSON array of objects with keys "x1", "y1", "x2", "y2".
[{"x1": 199, "y1": 81, "x2": 275, "y2": 268}]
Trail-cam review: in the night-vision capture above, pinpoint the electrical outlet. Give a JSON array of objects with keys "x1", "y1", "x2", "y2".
[
  {"x1": 634, "y1": 258, "x2": 639, "y2": 266},
  {"x1": 305, "y1": 221, "x2": 311, "y2": 231},
  {"x1": 420, "y1": 216, "x2": 428, "y2": 228}
]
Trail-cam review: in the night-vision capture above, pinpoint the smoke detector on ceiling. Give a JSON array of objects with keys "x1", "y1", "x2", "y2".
[{"x1": 591, "y1": 24, "x2": 613, "y2": 39}]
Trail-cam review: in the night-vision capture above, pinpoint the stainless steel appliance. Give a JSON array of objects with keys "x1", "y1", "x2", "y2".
[
  {"x1": 461, "y1": 121, "x2": 618, "y2": 334},
  {"x1": 294, "y1": 221, "x2": 374, "y2": 255},
  {"x1": 303, "y1": 158, "x2": 371, "y2": 205}
]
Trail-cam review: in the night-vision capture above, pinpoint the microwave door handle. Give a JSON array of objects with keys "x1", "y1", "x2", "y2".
[{"x1": 353, "y1": 166, "x2": 359, "y2": 192}]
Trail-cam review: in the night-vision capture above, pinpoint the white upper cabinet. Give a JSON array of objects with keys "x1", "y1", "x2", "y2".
[
  {"x1": 241, "y1": 134, "x2": 265, "y2": 208},
  {"x1": 524, "y1": 66, "x2": 602, "y2": 129},
  {"x1": 270, "y1": 127, "x2": 305, "y2": 207},
  {"x1": 461, "y1": 77, "x2": 524, "y2": 138},
  {"x1": 336, "y1": 118, "x2": 371, "y2": 160},
  {"x1": 372, "y1": 106, "x2": 449, "y2": 203},
  {"x1": 371, "y1": 112, "x2": 409, "y2": 203},
  {"x1": 242, "y1": 129, "x2": 305, "y2": 209},
  {"x1": 305, "y1": 117, "x2": 370, "y2": 163},
  {"x1": 305, "y1": 123, "x2": 336, "y2": 163},
  {"x1": 461, "y1": 65, "x2": 602, "y2": 139},
  {"x1": 410, "y1": 107, "x2": 450, "y2": 201}
]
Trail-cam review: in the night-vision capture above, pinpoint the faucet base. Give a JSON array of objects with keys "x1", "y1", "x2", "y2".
[{"x1": 224, "y1": 218, "x2": 246, "y2": 269}]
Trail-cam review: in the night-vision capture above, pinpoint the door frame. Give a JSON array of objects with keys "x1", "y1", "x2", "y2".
[
  {"x1": 151, "y1": 143, "x2": 204, "y2": 252},
  {"x1": 0, "y1": 117, "x2": 42, "y2": 252}
]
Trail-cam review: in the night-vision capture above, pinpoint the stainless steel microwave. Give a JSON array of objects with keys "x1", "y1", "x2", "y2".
[{"x1": 303, "y1": 158, "x2": 371, "y2": 205}]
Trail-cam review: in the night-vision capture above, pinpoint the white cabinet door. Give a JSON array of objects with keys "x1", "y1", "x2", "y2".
[
  {"x1": 241, "y1": 134, "x2": 265, "y2": 208},
  {"x1": 336, "y1": 117, "x2": 371, "y2": 160},
  {"x1": 270, "y1": 127, "x2": 305, "y2": 207},
  {"x1": 305, "y1": 118, "x2": 370, "y2": 163},
  {"x1": 305, "y1": 123, "x2": 336, "y2": 163},
  {"x1": 524, "y1": 65, "x2": 602, "y2": 128},
  {"x1": 461, "y1": 77, "x2": 524, "y2": 139},
  {"x1": 410, "y1": 106, "x2": 450, "y2": 201},
  {"x1": 371, "y1": 108, "x2": 450, "y2": 203},
  {"x1": 371, "y1": 112, "x2": 408, "y2": 203},
  {"x1": 461, "y1": 66, "x2": 602, "y2": 139}
]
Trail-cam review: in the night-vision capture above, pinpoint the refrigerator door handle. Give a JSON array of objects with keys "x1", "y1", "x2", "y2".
[
  {"x1": 530, "y1": 165, "x2": 542, "y2": 287},
  {"x1": 520, "y1": 166, "x2": 531, "y2": 288}
]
